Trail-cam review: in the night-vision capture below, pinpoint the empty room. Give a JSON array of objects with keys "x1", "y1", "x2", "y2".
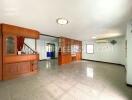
[{"x1": 0, "y1": 0, "x2": 132, "y2": 100}]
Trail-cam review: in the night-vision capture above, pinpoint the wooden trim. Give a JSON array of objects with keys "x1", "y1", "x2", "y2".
[
  {"x1": 0, "y1": 24, "x2": 2, "y2": 80},
  {"x1": 1, "y1": 24, "x2": 3, "y2": 80},
  {"x1": 40, "y1": 33, "x2": 59, "y2": 38},
  {"x1": 82, "y1": 59, "x2": 125, "y2": 66},
  {"x1": 3, "y1": 54, "x2": 39, "y2": 64},
  {"x1": 2, "y1": 23, "x2": 40, "y2": 39}
]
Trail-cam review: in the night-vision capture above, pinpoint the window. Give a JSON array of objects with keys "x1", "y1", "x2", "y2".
[
  {"x1": 86, "y1": 44, "x2": 94, "y2": 54},
  {"x1": 6, "y1": 36, "x2": 15, "y2": 54}
]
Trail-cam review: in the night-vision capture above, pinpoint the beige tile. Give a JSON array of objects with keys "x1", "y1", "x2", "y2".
[
  {"x1": 45, "y1": 83, "x2": 64, "y2": 99},
  {"x1": 0, "y1": 60, "x2": 131, "y2": 100}
]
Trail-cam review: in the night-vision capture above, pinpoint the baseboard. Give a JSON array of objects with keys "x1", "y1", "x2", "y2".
[
  {"x1": 40, "y1": 58, "x2": 57, "y2": 61},
  {"x1": 127, "y1": 84, "x2": 132, "y2": 87},
  {"x1": 82, "y1": 59, "x2": 125, "y2": 67},
  {"x1": 39, "y1": 59, "x2": 48, "y2": 61}
]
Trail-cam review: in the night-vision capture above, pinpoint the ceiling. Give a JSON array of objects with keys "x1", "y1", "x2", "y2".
[{"x1": 0, "y1": 0, "x2": 132, "y2": 40}]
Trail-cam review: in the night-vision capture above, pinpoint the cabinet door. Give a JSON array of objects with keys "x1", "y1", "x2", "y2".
[
  {"x1": 18, "y1": 62, "x2": 30, "y2": 74},
  {"x1": 3, "y1": 63, "x2": 18, "y2": 78}
]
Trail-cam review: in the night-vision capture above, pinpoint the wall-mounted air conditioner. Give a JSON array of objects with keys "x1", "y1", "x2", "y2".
[{"x1": 95, "y1": 39, "x2": 109, "y2": 43}]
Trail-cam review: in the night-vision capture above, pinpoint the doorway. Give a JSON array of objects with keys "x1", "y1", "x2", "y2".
[{"x1": 46, "y1": 43, "x2": 55, "y2": 59}]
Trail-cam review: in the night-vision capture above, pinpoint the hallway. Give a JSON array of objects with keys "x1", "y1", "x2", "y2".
[{"x1": 0, "y1": 60, "x2": 132, "y2": 100}]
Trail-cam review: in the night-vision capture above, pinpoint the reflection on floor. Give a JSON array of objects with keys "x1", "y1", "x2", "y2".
[{"x1": 0, "y1": 60, "x2": 132, "y2": 100}]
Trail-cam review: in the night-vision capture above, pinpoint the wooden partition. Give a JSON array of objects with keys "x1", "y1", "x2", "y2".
[
  {"x1": 0, "y1": 23, "x2": 40, "y2": 80},
  {"x1": 2, "y1": 24, "x2": 39, "y2": 39},
  {"x1": 0, "y1": 24, "x2": 2, "y2": 80},
  {"x1": 58, "y1": 37, "x2": 82, "y2": 65}
]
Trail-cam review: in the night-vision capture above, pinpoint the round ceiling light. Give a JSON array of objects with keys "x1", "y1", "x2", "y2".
[{"x1": 56, "y1": 18, "x2": 68, "y2": 25}]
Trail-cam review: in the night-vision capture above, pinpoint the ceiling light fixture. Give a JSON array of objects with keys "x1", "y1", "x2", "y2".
[
  {"x1": 56, "y1": 18, "x2": 68, "y2": 25},
  {"x1": 92, "y1": 36, "x2": 96, "y2": 39}
]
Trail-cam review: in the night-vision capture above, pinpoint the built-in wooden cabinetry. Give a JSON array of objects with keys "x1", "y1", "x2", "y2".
[
  {"x1": 58, "y1": 37, "x2": 82, "y2": 65},
  {"x1": 0, "y1": 24, "x2": 39, "y2": 80},
  {"x1": 0, "y1": 24, "x2": 2, "y2": 80}
]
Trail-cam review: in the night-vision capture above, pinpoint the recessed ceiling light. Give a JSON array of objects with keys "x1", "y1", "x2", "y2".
[
  {"x1": 92, "y1": 36, "x2": 96, "y2": 39},
  {"x1": 56, "y1": 18, "x2": 68, "y2": 25}
]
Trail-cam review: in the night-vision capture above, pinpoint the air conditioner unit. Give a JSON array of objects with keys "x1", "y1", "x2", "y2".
[{"x1": 95, "y1": 39, "x2": 109, "y2": 43}]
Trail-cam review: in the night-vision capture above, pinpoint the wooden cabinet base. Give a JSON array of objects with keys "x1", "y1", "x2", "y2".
[
  {"x1": 3, "y1": 60, "x2": 38, "y2": 80},
  {"x1": 58, "y1": 54, "x2": 72, "y2": 65}
]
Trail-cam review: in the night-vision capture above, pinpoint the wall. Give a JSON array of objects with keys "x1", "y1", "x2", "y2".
[
  {"x1": 37, "y1": 39, "x2": 58, "y2": 60},
  {"x1": 24, "y1": 38, "x2": 36, "y2": 51},
  {"x1": 126, "y1": 22, "x2": 132, "y2": 85},
  {"x1": 82, "y1": 36, "x2": 126, "y2": 65}
]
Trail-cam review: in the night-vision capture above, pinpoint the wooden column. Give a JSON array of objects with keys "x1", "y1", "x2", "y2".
[{"x1": 0, "y1": 24, "x2": 2, "y2": 80}]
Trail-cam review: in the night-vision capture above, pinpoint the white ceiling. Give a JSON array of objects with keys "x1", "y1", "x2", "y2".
[{"x1": 0, "y1": 0, "x2": 132, "y2": 40}]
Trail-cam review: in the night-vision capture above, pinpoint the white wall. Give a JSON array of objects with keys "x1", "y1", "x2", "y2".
[
  {"x1": 24, "y1": 38, "x2": 58, "y2": 60},
  {"x1": 82, "y1": 36, "x2": 126, "y2": 65},
  {"x1": 126, "y1": 22, "x2": 132, "y2": 85},
  {"x1": 24, "y1": 38, "x2": 35, "y2": 51},
  {"x1": 37, "y1": 39, "x2": 58, "y2": 60}
]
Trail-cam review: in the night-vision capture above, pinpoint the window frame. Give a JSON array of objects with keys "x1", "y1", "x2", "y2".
[{"x1": 86, "y1": 44, "x2": 94, "y2": 54}]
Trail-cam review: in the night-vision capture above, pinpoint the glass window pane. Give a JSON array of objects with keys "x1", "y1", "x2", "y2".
[
  {"x1": 6, "y1": 37, "x2": 15, "y2": 54},
  {"x1": 86, "y1": 44, "x2": 94, "y2": 54}
]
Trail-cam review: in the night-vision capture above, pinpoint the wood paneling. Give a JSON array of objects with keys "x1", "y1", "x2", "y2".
[
  {"x1": 76, "y1": 53, "x2": 82, "y2": 61},
  {"x1": 3, "y1": 62, "x2": 31, "y2": 80},
  {"x1": 58, "y1": 37, "x2": 82, "y2": 65},
  {"x1": 30, "y1": 61, "x2": 38, "y2": 71},
  {"x1": 2, "y1": 24, "x2": 39, "y2": 39},
  {"x1": 3, "y1": 54, "x2": 39, "y2": 64},
  {"x1": 0, "y1": 24, "x2": 2, "y2": 80},
  {"x1": 0, "y1": 23, "x2": 39, "y2": 80}
]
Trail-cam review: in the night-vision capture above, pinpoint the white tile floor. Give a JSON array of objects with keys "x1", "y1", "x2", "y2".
[{"x1": 0, "y1": 60, "x2": 132, "y2": 100}]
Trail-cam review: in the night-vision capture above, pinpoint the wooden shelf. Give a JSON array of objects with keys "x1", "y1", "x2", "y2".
[{"x1": 58, "y1": 37, "x2": 82, "y2": 65}]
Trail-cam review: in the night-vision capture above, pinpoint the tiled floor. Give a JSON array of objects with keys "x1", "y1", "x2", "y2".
[{"x1": 0, "y1": 60, "x2": 132, "y2": 100}]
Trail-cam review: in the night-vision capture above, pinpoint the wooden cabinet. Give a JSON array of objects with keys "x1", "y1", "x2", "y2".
[
  {"x1": 2, "y1": 54, "x2": 39, "y2": 80},
  {"x1": 58, "y1": 37, "x2": 82, "y2": 65},
  {"x1": 3, "y1": 62, "x2": 31, "y2": 80},
  {"x1": 76, "y1": 53, "x2": 82, "y2": 61},
  {"x1": 0, "y1": 24, "x2": 40, "y2": 80}
]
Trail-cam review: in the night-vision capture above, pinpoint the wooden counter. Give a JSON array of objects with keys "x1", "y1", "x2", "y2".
[
  {"x1": 3, "y1": 54, "x2": 39, "y2": 64},
  {"x1": 3, "y1": 54, "x2": 39, "y2": 80},
  {"x1": 0, "y1": 23, "x2": 40, "y2": 80}
]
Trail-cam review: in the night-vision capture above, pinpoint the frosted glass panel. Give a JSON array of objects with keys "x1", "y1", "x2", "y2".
[{"x1": 6, "y1": 37, "x2": 15, "y2": 54}]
